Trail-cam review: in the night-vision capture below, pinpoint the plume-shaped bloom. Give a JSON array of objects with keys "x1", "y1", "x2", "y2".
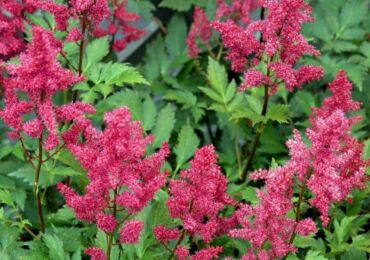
[
  {"x1": 231, "y1": 71, "x2": 366, "y2": 258},
  {"x1": 85, "y1": 247, "x2": 106, "y2": 260},
  {"x1": 0, "y1": 0, "x2": 28, "y2": 60},
  {"x1": 187, "y1": 6, "x2": 213, "y2": 58},
  {"x1": 58, "y1": 107, "x2": 169, "y2": 244},
  {"x1": 213, "y1": 0, "x2": 324, "y2": 90},
  {"x1": 166, "y1": 145, "x2": 237, "y2": 243},
  {"x1": 0, "y1": 26, "x2": 88, "y2": 150},
  {"x1": 93, "y1": 0, "x2": 145, "y2": 52}
]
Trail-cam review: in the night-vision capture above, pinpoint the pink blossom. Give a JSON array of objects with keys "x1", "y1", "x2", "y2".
[
  {"x1": 119, "y1": 220, "x2": 144, "y2": 244},
  {"x1": 96, "y1": 213, "x2": 118, "y2": 233},
  {"x1": 153, "y1": 225, "x2": 180, "y2": 244},
  {"x1": 0, "y1": 0, "x2": 27, "y2": 60},
  {"x1": 165, "y1": 145, "x2": 237, "y2": 243},
  {"x1": 0, "y1": 26, "x2": 84, "y2": 150},
  {"x1": 176, "y1": 246, "x2": 190, "y2": 260},
  {"x1": 240, "y1": 69, "x2": 271, "y2": 91},
  {"x1": 192, "y1": 246, "x2": 223, "y2": 260},
  {"x1": 70, "y1": 0, "x2": 110, "y2": 27},
  {"x1": 296, "y1": 218, "x2": 317, "y2": 236},
  {"x1": 85, "y1": 247, "x2": 106, "y2": 260},
  {"x1": 94, "y1": 1, "x2": 145, "y2": 52},
  {"x1": 26, "y1": 0, "x2": 70, "y2": 31},
  {"x1": 213, "y1": 0, "x2": 323, "y2": 90},
  {"x1": 187, "y1": 7, "x2": 212, "y2": 58},
  {"x1": 66, "y1": 27, "x2": 84, "y2": 42}
]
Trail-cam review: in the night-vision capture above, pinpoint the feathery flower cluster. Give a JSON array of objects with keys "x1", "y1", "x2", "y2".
[
  {"x1": 155, "y1": 145, "x2": 236, "y2": 259},
  {"x1": 213, "y1": 0, "x2": 324, "y2": 90},
  {"x1": 176, "y1": 246, "x2": 224, "y2": 260},
  {"x1": 187, "y1": 7, "x2": 213, "y2": 58},
  {"x1": 187, "y1": 0, "x2": 260, "y2": 58},
  {"x1": 230, "y1": 72, "x2": 366, "y2": 258},
  {"x1": 26, "y1": 0, "x2": 70, "y2": 31},
  {"x1": 58, "y1": 107, "x2": 169, "y2": 257},
  {"x1": 92, "y1": 0, "x2": 145, "y2": 51},
  {"x1": 0, "y1": 26, "x2": 90, "y2": 150},
  {"x1": 0, "y1": 0, "x2": 28, "y2": 61}
]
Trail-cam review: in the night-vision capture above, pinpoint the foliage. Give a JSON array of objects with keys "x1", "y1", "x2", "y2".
[{"x1": 0, "y1": 0, "x2": 369, "y2": 259}]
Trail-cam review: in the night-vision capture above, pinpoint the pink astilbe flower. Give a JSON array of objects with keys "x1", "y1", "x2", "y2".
[
  {"x1": 176, "y1": 246, "x2": 190, "y2": 260},
  {"x1": 26, "y1": 0, "x2": 70, "y2": 31},
  {"x1": 0, "y1": 26, "x2": 86, "y2": 150},
  {"x1": 240, "y1": 68, "x2": 271, "y2": 91},
  {"x1": 167, "y1": 145, "x2": 237, "y2": 243},
  {"x1": 231, "y1": 71, "x2": 367, "y2": 258},
  {"x1": 58, "y1": 107, "x2": 169, "y2": 243},
  {"x1": 153, "y1": 225, "x2": 180, "y2": 244},
  {"x1": 93, "y1": 0, "x2": 146, "y2": 52},
  {"x1": 0, "y1": 0, "x2": 28, "y2": 60},
  {"x1": 85, "y1": 247, "x2": 106, "y2": 260},
  {"x1": 119, "y1": 220, "x2": 144, "y2": 244},
  {"x1": 216, "y1": 0, "x2": 260, "y2": 24},
  {"x1": 192, "y1": 246, "x2": 223, "y2": 260},
  {"x1": 187, "y1": 6, "x2": 213, "y2": 58},
  {"x1": 213, "y1": 0, "x2": 324, "y2": 90},
  {"x1": 96, "y1": 213, "x2": 118, "y2": 233},
  {"x1": 70, "y1": 0, "x2": 110, "y2": 28}
]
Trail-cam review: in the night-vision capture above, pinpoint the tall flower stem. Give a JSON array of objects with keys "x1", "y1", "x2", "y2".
[
  {"x1": 106, "y1": 188, "x2": 118, "y2": 260},
  {"x1": 168, "y1": 229, "x2": 186, "y2": 260},
  {"x1": 289, "y1": 184, "x2": 306, "y2": 244},
  {"x1": 73, "y1": 13, "x2": 87, "y2": 102},
  {"x1": 240, "y1": 83, "x2": 270, "y2": 182},
  {"x1": 35, "y1": 137, "x2": 45, "y2": 233}
]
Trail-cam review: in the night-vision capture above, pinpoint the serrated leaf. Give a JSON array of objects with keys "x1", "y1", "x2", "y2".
[
  {"x1": 199, "y1": 87, "x2": 223, "y2": 103},
  {"x1": 174, "y1": 123, "x2": 199, "y2": 171},
  {"x1": 152, "y1": 105, "x2": 175, "y2": 148},
  {"x1": 165, "y1": 89, "x2": 197, "y2": 108},
  {"x1": 43, "y1": 234, "x2": 66, "y2": 260},
  {"x1": 0, "y1": 189, "x2": 14, "y2": 206},
  {"x1": 142, "y1": 95, "x2": 157, "y2": 131},
  {"x1": 207, "y1": 58, "x2": 228, "y2": 95},
  {"x1": 266, "y1": 104, "x2": 291, "y2": 123},
  {"x1": 51, "y1": 166, "x2": 82, "y2": 177},
  {"x1": 0, "y1": 146, "x2": 13, "y2": 160},
  {"x1": 111, "y1": 64, "x2": 149, "y2": 86},
  {"x1": 84, "y1": 37, "x2": 109, "y2": 71},
  {"x1": 165, "y1": 15, "x2": 187, "y2": 56},
  {"x1": 305, "y1": 250, "x2": 328, "y2": 260}
]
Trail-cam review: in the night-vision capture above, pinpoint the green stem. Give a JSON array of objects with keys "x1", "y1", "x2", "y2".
[
  {"x1": 289, "y1": 184, "x2": 306, "y2": 244},
  {"x1": 240, "y1": 84, "x2": 270, "y2": 182},
  {"x1": 35, "y1": 137, "x2": 45, "y2": 233},
  {"x1": 106, "y1": 189, "x2": 118, "y2": 260},
  {"x1": 167, "y1": 229, "x2": 186, "y2": 260},
  {"x1": 73, "y1": 14, "x2": 87, "y2": 102}
]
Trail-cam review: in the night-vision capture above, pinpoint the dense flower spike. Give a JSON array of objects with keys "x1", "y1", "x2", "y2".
[
  {"x1": 212, "y1": 0, "x2": 324, "y2": 90},
  {"x1": 93, "y1": 0, "x2": 146, "y2": 52},
  {"x1": 119, "y1": 220, "x2": 144, "y2": 244},
  {"x1": 153, "y1": 225, "x2": 180, "y2": 244},
  {"x1": 231, "y1": 72, "x2": 366, "y2": 258},
  {"x1": 0, "y1": 0, "x2": 28, "y2": 60},
  {"x1": 58, "y1": 107, "x2": 169, "y2": 244},
  {"x1": 187, "y1": 6, "x2": 213, "y2": 58},
  {"x1": 167, "y1": 145, "x2": 236, "y2": 242},
  {"x1": 70, "y1": 0, "x2": 110, "y2": 28},
  {"x1": 26, "y1": 0, "x2": 70, "y2": 31},
  {"x1": 0, "y1": 26, "x2": 86, "y2": 150},
  {"x1": 85, "y1": 247, "x2": 107, "y2": 260}
]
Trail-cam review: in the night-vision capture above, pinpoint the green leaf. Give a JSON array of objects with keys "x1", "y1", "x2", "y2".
[
  {"x1": 207, "y1": 58, "x2": 228, "y2": 95},
  {"x1": 152, "y1": 105, "x2": 176, "y2": 148},
  {"x1": 142, "y1": 95, "x2": 157, "y2": 132},
  {"x1": 305, "y1": 250, "x2": 328, "y2": 260},
  {"x1": 174, "y1": 123, "x2": 200, "y2": 171},
  {"x1": 159, "y1": 0, "x2": 192, "y2": 11},
  {"x1": 0, "y1": 146, "x2": 13, "y2": 160},
  {"x1": 51, "y1": 166, "x2": 82, "y2": 177},
  {"x1": 84, "y1": 37, "x2": 109, "y2": 71},
  {"x1": 266, "y1": 104, "x2": 291, "y2": 123},
  {"x1": 165, "y1": 15, "x2": 187, "y2": 56},
  {"x1": 0, "y1": 189, "x2": 14, "y2": 206},
  {"x1": 199, "y1": 86, "x2": 223, "y2": 103},
  {"x1": 43, "y1": 234, "x2": 66, "y2": 260}
]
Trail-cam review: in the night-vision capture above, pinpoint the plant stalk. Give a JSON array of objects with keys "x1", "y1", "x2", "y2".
[
  {"x1": 289, "y1": 184, "x2": 306, "y2": 244},
  {"x1": 106, "y1": 188, "x2": 118, "y2": 260},
  {"x1": 35, "y1": 137, "x2": 45, "y2": 233}
]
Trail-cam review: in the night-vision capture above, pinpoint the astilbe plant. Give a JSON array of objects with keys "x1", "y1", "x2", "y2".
[
  {"x1": 0, "y1": 26, "x2": 94, "y2": 232},
  {"x1": 154, "y1": 145, "x2": 237, "y2": 260},
  {"x1": 58, "y1": 107, "x2": 169, "y2": 260},
  {"x1": 230, "y1": 71, "x2": 367, "y2": 259}
]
